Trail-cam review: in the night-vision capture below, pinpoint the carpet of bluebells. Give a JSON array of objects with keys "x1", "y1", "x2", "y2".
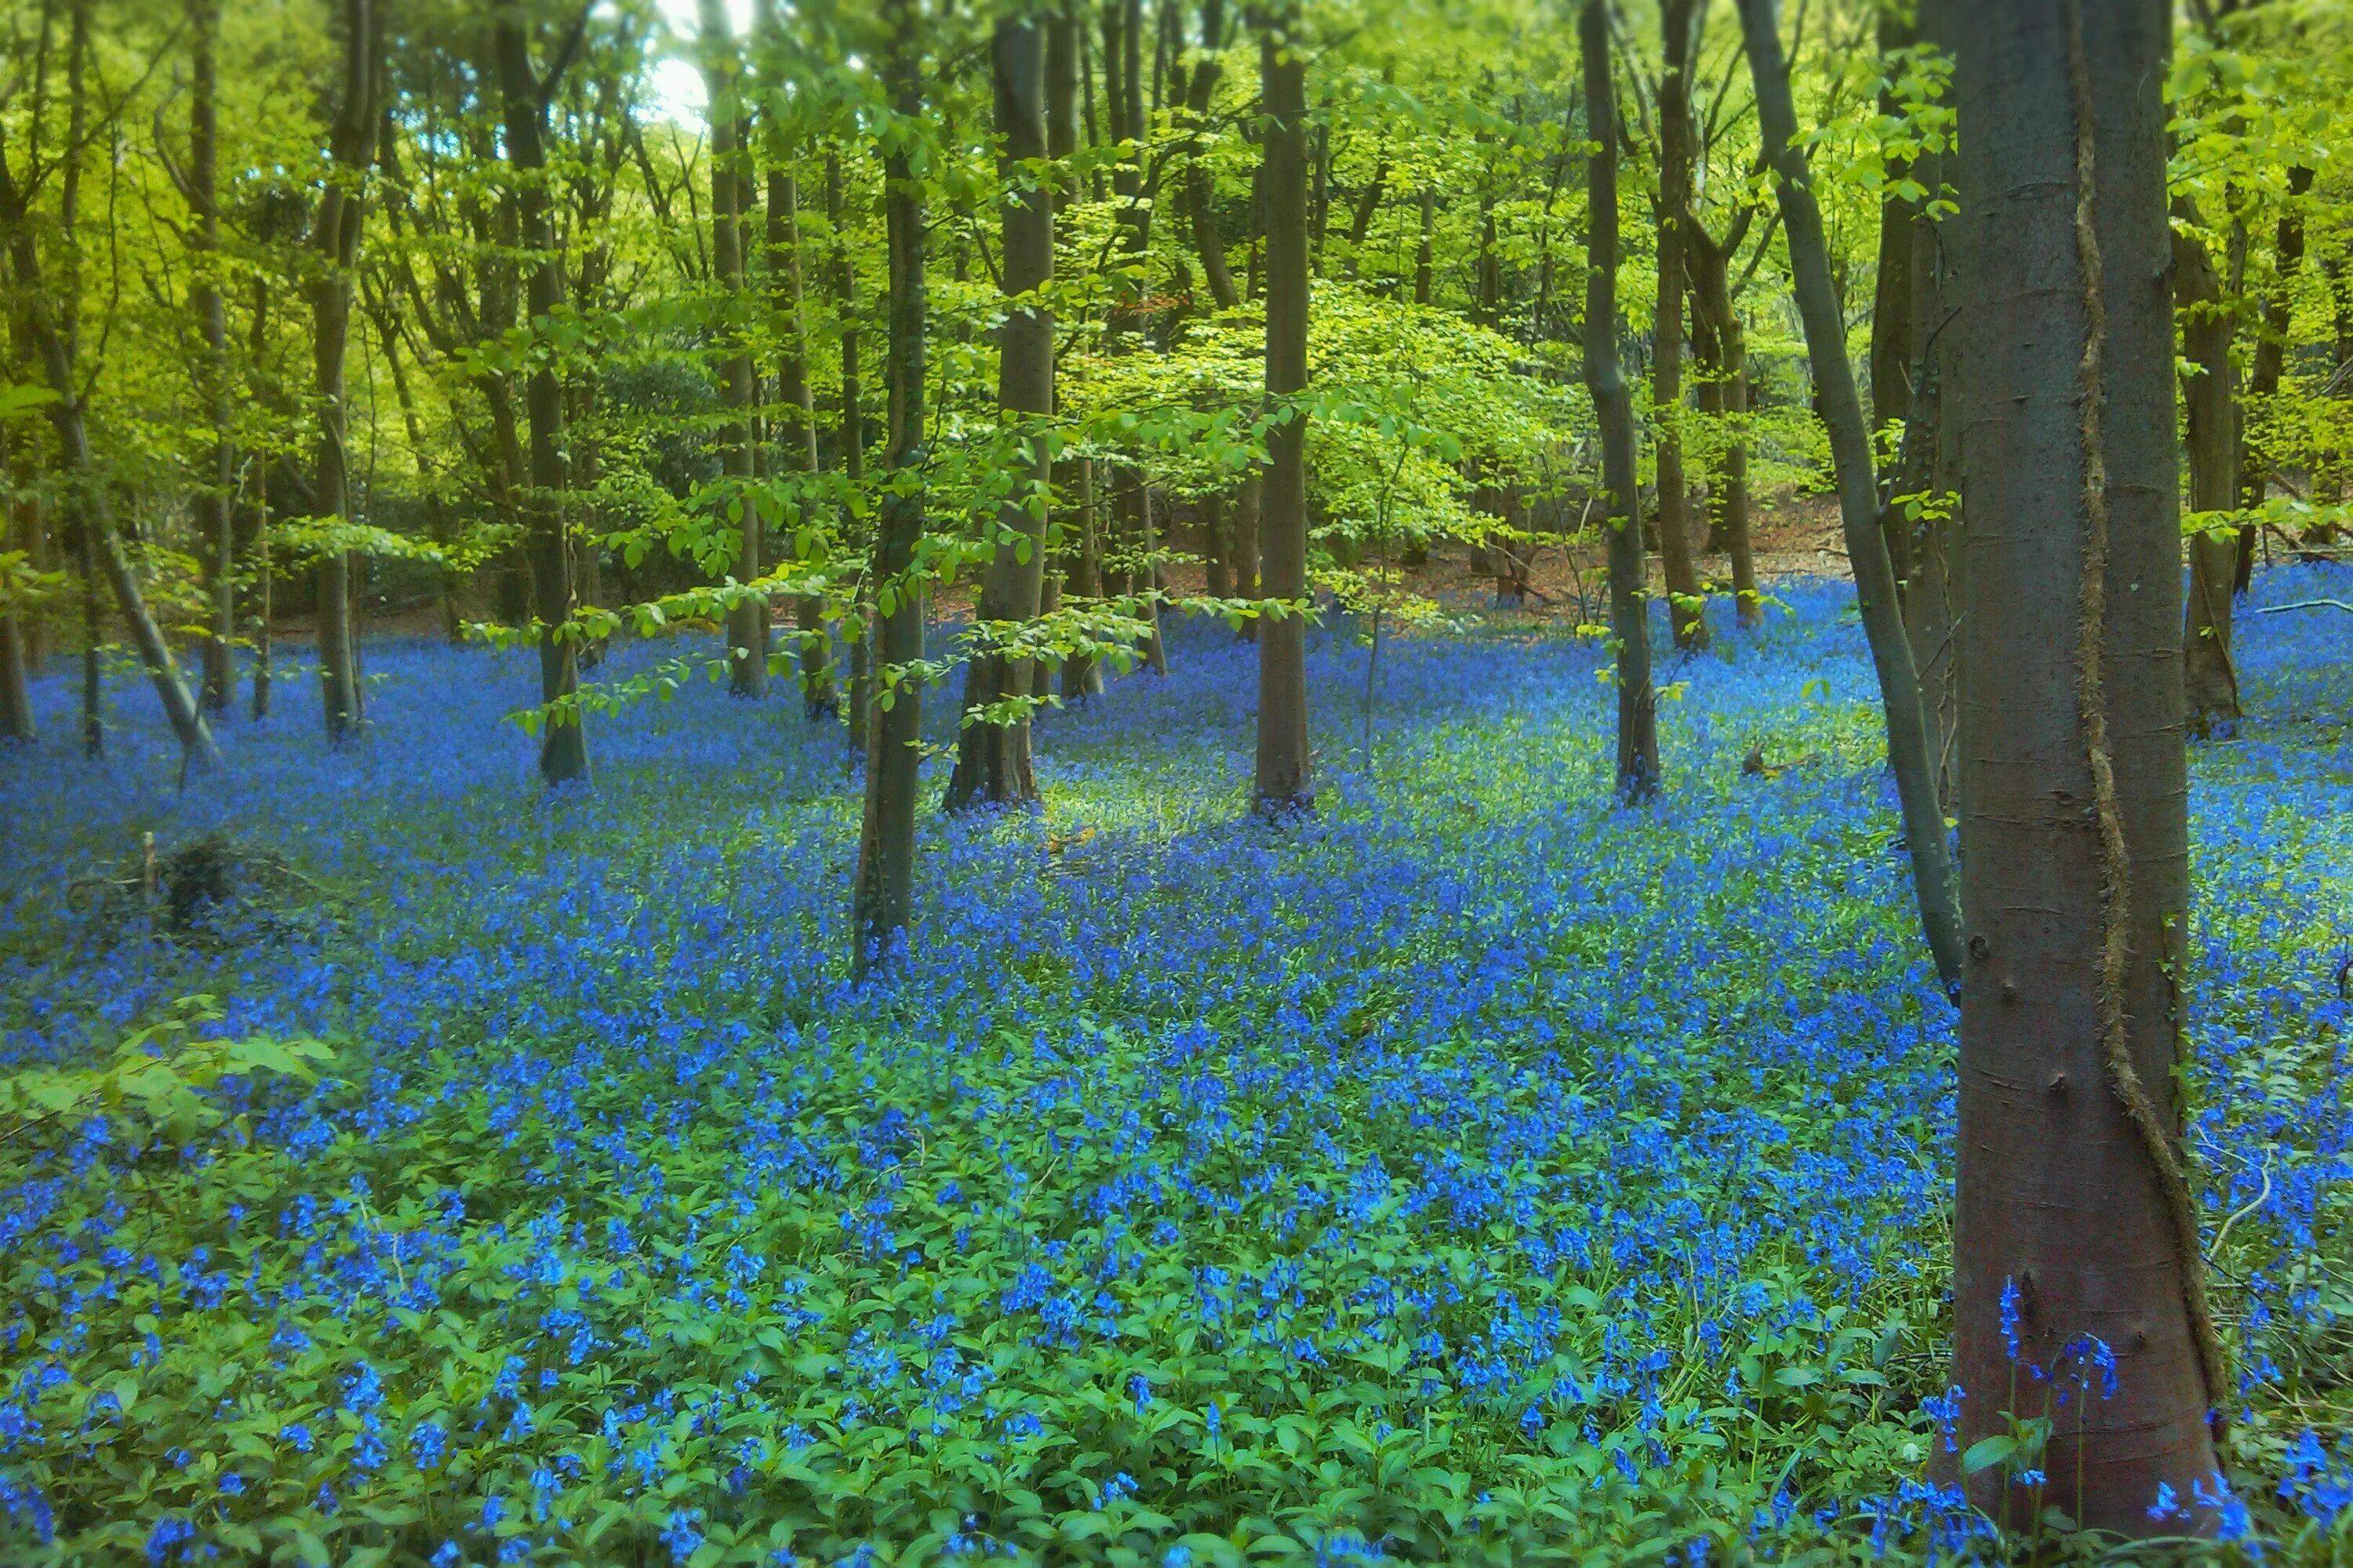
[{"x1": 1, "y1": 566, "x2": 2348, "y2": 1566}]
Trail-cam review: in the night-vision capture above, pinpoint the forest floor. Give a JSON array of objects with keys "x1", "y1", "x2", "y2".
[{"x1": 1, "y1": 565, "x2": 2349, "y2": 1563}]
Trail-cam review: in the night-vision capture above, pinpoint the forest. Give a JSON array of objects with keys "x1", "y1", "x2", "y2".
[{"x1": 1, "y1": 0, "x2": 2351, "y2": 1559}]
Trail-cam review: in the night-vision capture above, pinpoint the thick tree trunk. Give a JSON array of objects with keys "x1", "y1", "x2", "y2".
[
  {"x1": 496, "y1": 16, "x2": 589, "y2": 785},
  {"x1": 311, "y1": 0, "x2": 376, "y2": 744},
  {"x1": 851, "y1": 0, "x2": 928, "y2": 978},
  {"x1": 191, "y1": 0, "x2": 236, "y2": 717},
  {"x1": 2173, "y1": 213, "x2": 2240, "y2": 732},
  {"x1": 701, "y1": 0, "x2": 764, "y2": 701},
  {"x1": 1741, "y1": 0, "x2": 1964, "y2": 993},
  {"x1": 1253, "y1": 5, "x2": 1311, "y2": 813},
  {"x1": 1952, "y1": 0, "x2": 2224, "y2": 1534},
  {"x1": 947, "y1": 16, "x2": 1053, "y2": 810},
  {"x1": 1654, "y1": 0, "x2": 1707, "y2": 649},
  {"x1": 1582, "y1": 0, "x2": 1658, "y2": 799}
]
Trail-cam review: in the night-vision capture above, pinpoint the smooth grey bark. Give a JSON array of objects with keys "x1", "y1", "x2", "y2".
[
  {"x1": 1047, "y1": 3, "x2": 1104, "y2": 702},
  {"x1": 310, "y1": 0, "x2": 376, "y2": 744},
  {"x1": 1739, "y1": 0, "x2": 1965, "y2": 993},
  {"x1": 947, "y1": 15, "x2": 1053, "y2": 810},
  {"x1": 1252, "y1": 2, "x2": 1311, "y2": 813},
  {"x1": 1582, "y1": 0, "x2": 1658, "y2": 800},
  {"x1": 828, "y1": 153, "x2": 873, "y2": 756},
  {"x1": 1867, "y1": 5, "x2": 1918, "y2": 591},
  {"x1": 850, "y1": 0, "x2": 927, "y2": 978},
  {"x1": 1653, "y1": 0, "x2": 1708, "y2": 649},
  {"x1": 755, "y1": 0, "x2": 832, "y2": 721},
  {"x1": 1183, "y1": 0, "x2": 1239, "y2": 311},
  {"x1": 496, "y1": 13, "x2": 589, "y2": 785},
  {"x1": 701, "y1": 0, "x2": 765, "y2": 701},
  {"x1": 1951, "y1": 0, "x2": 2222, "y2": 1533}
]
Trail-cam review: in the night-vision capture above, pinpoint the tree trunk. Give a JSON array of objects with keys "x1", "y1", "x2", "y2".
[
  {"x1": 851, "y1": 0, "x2": 927, "y2": 978},
  {"x1": 1869, "y1": 5, "x2": 1919, "y2": 591},
  {"x1": 1654, "y1": 0, "x2": 1708, "y2": 649},
  {"x1": 1183, "y1": 0, "x2": 1239, "y2": 311},
  {"x1": 829, "y1": 153, "x2": 873, "y2": 756},
  {"x1": 1253, "y1": 3, "x2": 1311, "y2": 813},
  {"x1": 191, "y1": 0, "x2": 236, "y2": 717},
  {"x1": 1582, "y1": 0, "x2": 1659, "y2": 799},
  {"x1": 496, "y1": 16, "x2": 589, "y2": 785},
  {"x1": 1687, "y1": 224, "x2": 1758, "y2": 627},
  {"x1": 947, "y1": 15, "x2": 1053, "y2": 811},
  {"x1": 0, "y1": 2, "x2": 220, "y2": 773},
  {"x1": 1901, "y1": 31, "x2": 1962, "y2": 812},
  {"x1": 757, "y1": 0, "x2": 832, "y2": 720},
  {"x1": 1413, "y1": 187, "x2": 1435, "y2": 306},
  {"x1": 1952, "y1": 0, "x2": 2224, "y2": 1533},
  {"x1": 700, "y1": 0, "x2": 764, "y2": 701},
  {"x1": 310, "y1": 0, "x2": 376, "y2": 744},
  {"x1": 1741, "y1": 0, "x2": 1964, "y2": 993},
  {"x1": 1231, "y1": 469, "x2": 1260, "y2": 642},
  {"x1": 2172, "y1": 210, "x2": 2239, "y2": 733},
  {"x1": 251, "y1": 442, "x2": 272, "y2": 719},
  {"x1": 2237, "y1": 166, "x2": 2311, "y2": 592},
  {"x1": 1, "y1": 420, "x2": 35, "y2": 742}
]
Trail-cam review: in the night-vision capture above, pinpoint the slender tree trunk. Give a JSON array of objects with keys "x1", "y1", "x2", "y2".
[
  {"x1": 251, "y1": 440, "x2": 272, "y2": 719},
  {"x1": 1231, "y1": 469, "x2": 1260, "y2": 642},
  {"x1": 1688, "y1": 231, "x2": 1758, "y2": 626},
  {"x1": 1253, "y1": 2, "x2": 1311, "y2": 813},
  {"x1": 757, "y1": 0, "x2": 832, "y2": 720},
  {"x1": 2173, "y1": 210, "x2": 2239, "y2": 732},
  {"x1": 829, "y1": 153, "x2": 873, "y2": 755},
  {"x1": 1045, "y1": 3, "x2": 1103, "y2": 704},
  {"x1": 1583, "y1": 0, "x2": 1658, "y2": 799},
  {"x1": 1741, "y1": 0, "x2": 1964, "y2": 992},
  {"x1": 191, "y1": 0, "x2": 236, "y2": 716},
  {"x1": 851, "y1": 0, "x2": 927, "y2": 978},
  {"x1": 496, "y1": 16, "x2": 589, "y2": 785},
  {"x1": 1654, "y1": 0, "x2": 1708, "y2": 649},
  {"x1": 0, "y1": 420, "x2": 34, "y2": 742},
  {"x1": 1183, "y1": 0, "x2": 1239, "y2": 311},
  {"x1": 310, "y1": 0, "x2": 376, "y2": 744},
  {"x1": 1952, "y1": 0, "x2": 2224, "y2": 1534},
  {"x1": 0, "y1": 4, "x2": 220, "y2": 773},
  {"x1": 700, "y1": 0, "x2": 764, "y2": 700},
  {"x1": 1413, "y1": 187, "x2": 1435, "y2": 306},
  {"x1": 1868, "y1": 6, "x2": 1918, "y2": 592},
  {"x1": 2235, "y1": 165, "x2": 2311, "y2": 592},
  {"x1": 947, "y1": 16, "x2": 1053, "y2": 810}
]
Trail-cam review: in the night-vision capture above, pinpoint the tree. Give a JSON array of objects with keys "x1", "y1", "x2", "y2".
[
  {"x1": 1582, "y1": 0, "x2": 1657, "y2": 802},
  {"x1": 850, "y1": 0, "x2": 929, "y2": 977},
  {"x1": 701, "y1": 0, "x2": 766, "y2": 703},
  {"x1": 1739, "y1": 0, "x2": 1963, "y2": 994},
  {"x1": 1652, "y1": 0, "x2": 1708, "y2": 651},
  {"x1": 495, "y1": 5, "x2": 591, "y2": 786},
  {"x1": 183, "y1": 0, "x2": 236, "y2": 718},
  {"x1": 1951, "y1": 0, "x2": 2224, "y2": 1532},
  {"x1": 1252, "y1": 0, "x2": 1311, "y2": 815},
  {"x1": 308, "y1": 0, "x2": 378, "y2": 745},
  {"x1": 947, "y1": 7, "x2": 1053, "y2": 810},
  {"x1": 0, "y1": 0, "x2": 220, "y2": 773}
]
